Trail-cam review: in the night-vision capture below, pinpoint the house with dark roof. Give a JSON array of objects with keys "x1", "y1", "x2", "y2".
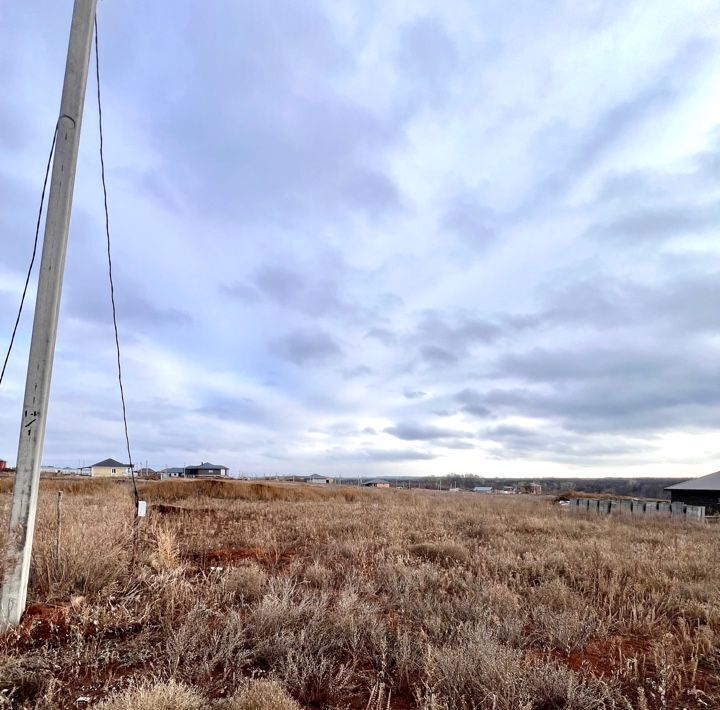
[
  {"x1": 363, "y1": 478, "x2": 390, "y2": 488},
  {"x1": 665, "y1": 470, "x2": 720, "y2": 514},
  {"x1": 83, "y1": 458, "x2": 131, "y2": 478},
  {"x1": 183, "y1": 462, "x2": 229, "y2": 478}
]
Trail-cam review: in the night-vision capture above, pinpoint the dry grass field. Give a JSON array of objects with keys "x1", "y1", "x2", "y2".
[{"x1": 0, "y1": 478, "x2": 719, "y2": 709}]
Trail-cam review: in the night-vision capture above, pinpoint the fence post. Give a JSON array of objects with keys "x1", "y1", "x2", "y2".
[{"x1": 55, "y1": 491, "x2": 63, "y2": 562}]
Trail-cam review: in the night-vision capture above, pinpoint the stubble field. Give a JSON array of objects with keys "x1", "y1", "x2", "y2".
[{"x1": 0, "y1": 478, "x2": 719, "y2": 709}]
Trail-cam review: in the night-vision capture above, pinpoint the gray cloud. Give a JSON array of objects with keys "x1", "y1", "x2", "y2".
[
  {"x1": 271, "y1": 329, "x2": 342, "y2": 365},
  {"x1": 442, "y1": 194, "x2": 497, "y2": 250},
  {"x1": 482, "y1": 345, "x2": 720, "y2": 434},
  {"x1": 124, "y1": 3, "x2": 406, "y2": 227},
  {"x1": 517, "y1": 37, "x2": 717, "y2": 217},
  {"x1": 385, "y1": 421, "x2": 467, "y2": 441},
  {"x1": 341, "y1": 365, "x2": 373, "y2": 379},
  {"x1": 455, "y1": 389, "x2": 493, "y2": 418},
  {"x1": 223, "y1": 261, "x2": 371, "y2": 324},
  {"x1": 195, "y1": 395, "x2": 266, "y2": 423},
  {"x1": 221, "y1": 282, "x2": 260, "y2": 303},
  {"x1": 365, "y1": 327, "x2": 397, "y2": 345},
  {"x1": 403, "y1": 388, "x2": 427, "y2": 399},
  {"x1": 588, "y1": 202, "x2": 720, "y2": 243},
  {"x1": 419, "y1": 345, "x2": 458, "y2": 366},
  {"x1": 327, "y1": 447, "x2": 436, "y2": 462},
  {"x1": 483, "y1": 424, "x2": 655, "y2": 465},
  {"x1": 396, "y1": 15, "x2": 459, "y2": 106}
]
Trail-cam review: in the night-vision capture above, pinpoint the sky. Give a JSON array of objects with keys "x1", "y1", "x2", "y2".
[{"x1": 2, "y1": 1, "x2": 720, "y2": 478}]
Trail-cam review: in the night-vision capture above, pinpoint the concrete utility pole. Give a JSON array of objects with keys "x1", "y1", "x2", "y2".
[{"x1": 1, "y1": 0, "x2": 98, "y2": 631}]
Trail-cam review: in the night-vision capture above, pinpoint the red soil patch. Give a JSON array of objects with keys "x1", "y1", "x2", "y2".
[
  {"x1": 0, "y1": 603, "x2": 73, "y2": 656},
  {"x1": 527, "y1": 634, "x2": 652, "y2": 678},
  {"x1": 16, "y1": 603, "x2": 70, "y2": 644},
  {"x1": 342, "y1": 690, "x2": 415, "y2": 710},
  {"x1": 566, "y1": 635, "x2": 651, "y2": 676}
]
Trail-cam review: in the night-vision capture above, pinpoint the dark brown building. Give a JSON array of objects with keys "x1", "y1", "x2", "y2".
[{"x1": 665, "y1": 470, "x2": 720, "y2": 515}]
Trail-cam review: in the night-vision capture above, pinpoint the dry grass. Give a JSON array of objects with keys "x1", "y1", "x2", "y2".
[{"x1": 0, "y1": 479, "x2": 719, "y2": 709}]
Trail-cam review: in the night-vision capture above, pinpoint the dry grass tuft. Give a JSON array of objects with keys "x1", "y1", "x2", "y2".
[
  {"x1": 409, "y1": 541, "x2": 469, "y2": 564},
  {"x1": 95, "y1": 680, "x2": 204, "y2": 710},
  {"x1": 222, "y1": 563, "x2": 268, "y2": 602},
  {"x1": 218, "y1": 679, "x2": 300, "y2": 709}
]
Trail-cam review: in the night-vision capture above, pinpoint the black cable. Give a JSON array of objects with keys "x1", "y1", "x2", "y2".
[
  {"x1": 94, "y1": 15, "x2": 138, "y2": 508},
  {"x1": 0, "y1": 121, "x2": 58, "y2": 388}
]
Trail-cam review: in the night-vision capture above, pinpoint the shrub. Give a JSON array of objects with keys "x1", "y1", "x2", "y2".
[
  {"x1": 95, "y1": 680, "x2": 205, "y2": 710},
  {"x1": 219, "y1": 679, "x2": 299, "y2": 710},
  {"x1": 223, "y1": 563, "x2": 268, "y2": 602}
]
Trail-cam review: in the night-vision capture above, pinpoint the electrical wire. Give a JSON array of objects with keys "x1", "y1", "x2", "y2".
[
  {"x1": 94, "y1": 15, "x2": 139, "y2": 508},
  {"x1": 0, "y1": 122, "x2": 58, "y2": 388}
]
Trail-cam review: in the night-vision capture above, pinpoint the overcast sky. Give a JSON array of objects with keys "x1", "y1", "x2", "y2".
[{"x1": 2, "y1": 1, "x2": 720, "y2": 477}]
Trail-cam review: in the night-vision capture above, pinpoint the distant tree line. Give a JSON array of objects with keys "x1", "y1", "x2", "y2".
[{"x1": 399, "y1": 475, "x2": 682, "y2": 500}]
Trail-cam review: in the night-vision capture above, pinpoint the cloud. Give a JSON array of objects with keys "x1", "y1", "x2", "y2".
[
  {"x1": 195, "y1": 395, "x2": 265, "y2": 422},
  {"x1": 442, "y1": 194, "x2": 497, "y2": 250},
  {"x1": 221, "y1": 283, "x2": 260, "y2": 303},
  {"x1": 455, "y1": 389, "x2": 493, "y2": 418},
  {"x1": 411, "y1": 311, "x2": 503, "y2": 366},
  {"x1": 484, "y1": 345, "x2": 720, "y2": 434},
  {"x1": 419, "y1": 345, "x2": 458, "y2": 366},
  {"x1": 341, "y1": 365, "x2": 373, "y2": 379},
  {"x1": 403, "y1": 388, "x2": 427, "y2": 399},
  {"x1": 327, "y1": 447, "x2": 436, "y2": 462},
  {"x1": 128, "y1": 3, "x2": 406, "y2": 227},
  {"x1": 365, "y1": 327, "x2": 397, "y2": 345},
  {"x1": 384, "y1": 421, "x2": 467, "y2": 441},
  {"x1": 271, "y1": 329, "x2": 342, "y2": 365},
  {"x1": 396, "y1": 15, "x2": 459, "y2": 105},
  {"x1": 223, "y1": 261, "x2": 369, "y2": 323},
  {"x1": 483, "y1": 423, "x2": 654, "y2": 465},
  {"x1": 588, "y1": 202, "x2": 720, "y2": 244}
]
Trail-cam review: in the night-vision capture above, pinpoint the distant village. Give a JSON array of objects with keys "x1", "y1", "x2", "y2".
[
  {"x1": 0, "y1": 457, "x2": 544, "y2": 494},
  {"x1": 2, "y1": 456, "x2": 718, "y2": 514}
]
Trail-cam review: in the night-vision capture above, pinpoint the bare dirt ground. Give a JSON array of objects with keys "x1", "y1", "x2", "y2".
[{"x1": 0, "y1": 478, "x2": 718, "y2": 709}]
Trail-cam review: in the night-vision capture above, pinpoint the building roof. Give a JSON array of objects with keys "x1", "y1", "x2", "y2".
[
  {"x1": 305, "y1": 473, "x2": 333, "y2": 479},
  {"x1": 161, "y1": 467, "x2": 184, "y2": 474},
  {"x1": 473, "y1": 486, "x2": 493, "y2": 491},
  {"x1": 365, "y1": 478, "x2": 390, "y2": 484},
  {"x1": 185, "y1": 462, "x2": 229, "y2": 470},
  {"x1": 91, "y1": 458, "x2": 129, "y2": 468},
  {"x1": 665, "y1": 470, "x2": 720, "y2": 491}
]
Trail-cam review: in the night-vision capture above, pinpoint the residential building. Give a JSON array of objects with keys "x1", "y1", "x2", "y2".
[
  {"x1": 304, "y1": 473, "x2": 335, "y2": 485},
  {"x1": 159, "y1": 467, "x2": 184, "y2": 480},
  {"x1": 473, "y1": 486, "x2": 493, "y2": 493},
  {"x1": 40, "y1": 466, "x2": 82, "y2": 476},
  {"x1": 664, "y1": 470, "x2": 720, "y2": 515},
  {"x1": 84, "y1": 458, "x2": 132, "y2": 478},
  {"x1": 184, "y1": 462, "x2": 229, "y2": 478},
  {"x1": 364, "y1": 479, "x2": 391, "y2": 488}
]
